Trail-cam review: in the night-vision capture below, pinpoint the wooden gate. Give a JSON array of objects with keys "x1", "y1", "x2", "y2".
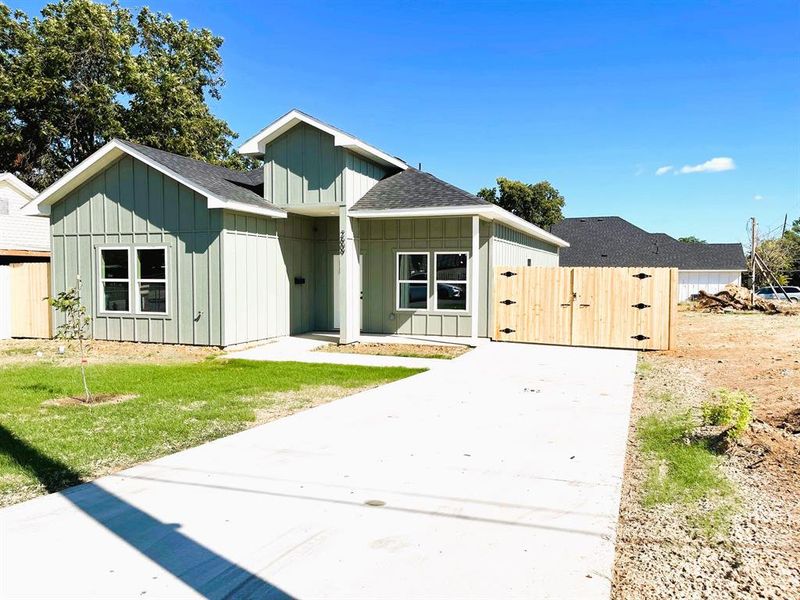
[
  {"x1": 493, "y1": 266, "x2": 677, "y2": 350},
  {"x1": 10, "y1": 262, "x2": 52, "y2": 338}
]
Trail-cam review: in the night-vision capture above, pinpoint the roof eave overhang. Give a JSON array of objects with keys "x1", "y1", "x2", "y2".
[
  {"x1": 238, "y1": 110, "x2": 409, "y2": 171},
  {"x1": 25, "y1": 140, "x2": 287, "y2": 220},
  {"x1": 349, "y1": 205, "x2": 570, "y2": 248},
  {"x1": 0, "y1": 173, "x2": 38, "y2": 200}
]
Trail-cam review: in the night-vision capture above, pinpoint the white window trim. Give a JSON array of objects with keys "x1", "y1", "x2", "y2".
[
  {"x1": 96, "y1": 245, "x2": 170, "y2": 318},
  {"x1": 97, "y1": 246, "x2": 132, "y2": 315},
  {"x1": 135, "y1": 246, "x2": 169, "y2": 316},
  {"x1": 433, "y1": 251, "x2": 469, "y2": 313},
  {"x1": 396, "y1": 251, "x2": 429, "y2": 312}
]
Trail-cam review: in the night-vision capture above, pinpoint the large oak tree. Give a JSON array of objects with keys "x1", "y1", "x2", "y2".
[
  {"x1": 478, "y1": 177, "x2": 565, "y2": 229},
  {"x1": 0, "y1": 0, "x2": 251, "y2": 190}
]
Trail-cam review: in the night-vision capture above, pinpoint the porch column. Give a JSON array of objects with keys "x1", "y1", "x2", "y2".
[
  {"x1": 338, "y1": 206, "x2": 360, "y2": 344},
  {"x1": 470, "y1": 215, "x2": 480, "y2": 341}
]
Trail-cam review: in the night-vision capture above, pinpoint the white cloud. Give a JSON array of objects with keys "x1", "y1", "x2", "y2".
[
  {"x1": 753, "y1": 194, "x2": 765, "y2": 201},
  {"x1": 655, "y1": 165, "x2": 673, "y2": 176},
  {"x1": 678, "y1": 157, "x2": 736, "y2": 174}
]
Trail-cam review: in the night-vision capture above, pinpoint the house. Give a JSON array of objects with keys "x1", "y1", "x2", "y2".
[
  {"x1": 26, "y1": 110, "x2": 568, "y2": 346},
  {"x1": 1, "y1": 173, "x2": 50, "y2": 339},
  {"x1": 550, "y1": 216, "x2": 746, "y2": 301}
]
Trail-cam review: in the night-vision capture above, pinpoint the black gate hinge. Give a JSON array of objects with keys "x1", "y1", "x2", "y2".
[
  {"x1": 631, "y1": 334, "x2": 650, "y2": 341},
  {"x1": 500, "y1": 299, "x2": 516, "y2": 305},
  {"x1": 631, "y1": 303, "x2": 651, "y2": 309},
  {"x1": 499, "y1": 327, "x2": 515, "y2": 334},
  {"x1": 632, "y1": 272, "x2": 652, "y2": 280},
  {"x1": 500, "y1": 271, "x2": 517, "y2": 278}
]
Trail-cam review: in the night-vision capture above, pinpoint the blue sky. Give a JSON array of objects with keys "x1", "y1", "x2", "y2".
[{"x1": 15, "y1": 0, "x2": 800, "y2": 243}]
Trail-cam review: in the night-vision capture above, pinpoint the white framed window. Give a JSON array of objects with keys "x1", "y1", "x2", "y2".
[
  {"x1": 396, "y1": 252, "x2": 429, "y2": 310},
  {"x1": 97, "y1": 245, "x2": 169, "y2": 316},
  {"x1": 136, "y1": 247, "x2": 167, "y2": 314},
  {"x1": 434, "y1": 251, "x2": 468, "y2": 312},
  {"x1": 99, "y1": 247, "x2": 131, "y2": 313}
]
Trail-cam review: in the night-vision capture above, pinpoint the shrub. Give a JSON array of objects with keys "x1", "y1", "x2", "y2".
[{"x1": 701, "y1": 389, "x2": 753, "y2": 439}]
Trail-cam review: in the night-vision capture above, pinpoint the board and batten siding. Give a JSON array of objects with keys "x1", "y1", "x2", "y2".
[
  {"x1": 490, "y1": 223, "x2": 560, "y2": 267},
  {"x1": 221, "y1": 213, "x2": 338, "y2": 345},
  {"x1": 359, "y1": 217, "x2": 491, "y2": 337},
  {"x1": 50, "y1": 155, "x2": 224, "y2": 345},
  {"x1": 262, "y1": 122, "x2": 390, "y2": 207},
  {"x1": 262, "y1": 122, "x2": 344, "y2": 206}
]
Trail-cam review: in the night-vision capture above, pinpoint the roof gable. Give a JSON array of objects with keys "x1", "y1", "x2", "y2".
[
  {"x1": 0, "y1": 173, "x2": 38, "y2": 201},
  {"x1": 28, "y1": 140, "x2": 285, "y2": 219},
  {"x1": 238, "y1": 109, "x2": 408, "y2": 171}
]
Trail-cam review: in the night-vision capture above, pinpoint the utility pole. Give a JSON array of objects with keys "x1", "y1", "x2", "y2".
[
  {"x1": 782, "y1": 213, "x2": 788, "y2": 236},
  {"x1": 750, "y1": 217, "x2": 757, "y2": 301}
]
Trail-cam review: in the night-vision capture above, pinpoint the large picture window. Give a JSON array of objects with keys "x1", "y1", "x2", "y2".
[
  {"x1": 137, "y1": 248, "x2": 167, "y2": 314},
  {"x1": 435, "y1": 252, "x2": 468, "y2": 311},
  {"x1": 397, "y1": 252, "x2": 429, "y2": 310},
  {"x1": 100, "y1": 248, "x2": 130, "y2": 312},
  {"x1": 98, "y1": 246, "x2": 168, "y2": 316}
]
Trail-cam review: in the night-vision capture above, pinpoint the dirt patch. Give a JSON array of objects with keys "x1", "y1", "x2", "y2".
[
  {"x1": 252, "y1": 384, "x2": 379, "y2": 423},
  {"x1": 316, "y1": 342, "x2": 469, "y2": 360},
  {"x1": 42, "y1": 393, "x2": 139, "y2": 407},
  {"x1": 612, "y1": 309, "x2": 800, "y2": 599},
  {"x1": 0, "y1": 339, "x2": 217, "y2": 366}
]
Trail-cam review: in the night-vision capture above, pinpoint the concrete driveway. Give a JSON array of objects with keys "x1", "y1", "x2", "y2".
[{"x1": 1, "y1": 342, "x2": 636, "y2": 599}]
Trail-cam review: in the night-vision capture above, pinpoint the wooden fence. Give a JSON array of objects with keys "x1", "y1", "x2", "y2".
[
  {"x1": 493, "y1": 266, "x2": 678, "y2": 351},
  {"x1": 10, "y1": 262, "x2": 51, "y2": 338}
]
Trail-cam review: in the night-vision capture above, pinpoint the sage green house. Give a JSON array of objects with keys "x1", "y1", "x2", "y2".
[{"x1": 29, "y1": 110, "x2": 568, "y2": 346}]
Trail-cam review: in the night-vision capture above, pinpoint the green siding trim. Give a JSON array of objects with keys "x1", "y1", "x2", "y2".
[
  {"x1": 220, "y1": 213, "x2": 339, "y2": 345},
  {"x1": 491, "y1": 222, "x2": 560, "y2": 267},
  {"x1": 50, "y1": 155, "x2": 224, "y2": 345},
  {"x1": 358, "y1": 217, "x2": 491, "y2": 338},
  {"x1": 263, "y1": 123, "x2": 344, "y2": 206}
]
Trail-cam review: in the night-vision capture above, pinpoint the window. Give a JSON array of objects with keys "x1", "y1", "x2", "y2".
[
  {"x1": 98, "y1": 246, "x2": 168, "y2": 315},
  {"x1": 397, "y1": 252, "x2": 429, "y2": 310},
  {"x1": 435, "y1": 252, "x2": 468, "y2": 311},
  {"x1": 137, "y1": 248, "x2": 167, "y2": 314},
  {"x1": 100, "y1": 248, "x2": 130, "y2": 312}
]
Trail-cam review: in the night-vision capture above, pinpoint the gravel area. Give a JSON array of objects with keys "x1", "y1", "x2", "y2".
[{"x1": 611, "y1": 310, "x2": 800, "y2": 599}]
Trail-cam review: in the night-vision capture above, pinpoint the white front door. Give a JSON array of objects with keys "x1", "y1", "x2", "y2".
[{"x1": 332, "y1": 255, "x2": 362, "y2": 331}]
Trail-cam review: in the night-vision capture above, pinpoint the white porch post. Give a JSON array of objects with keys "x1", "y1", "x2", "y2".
[
  {"x1": 470, "y1": 215, "x2": 480, "y2": 342},
  {"x1": 338, "y1": 206, "x2": 360, "y2": 344}
]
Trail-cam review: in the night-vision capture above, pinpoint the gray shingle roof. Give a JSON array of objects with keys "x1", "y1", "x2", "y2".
[
  {"x1": 550, "y1": 217, "x2": 746, "y2": 270},
  {"x1": 350, "y1": 168, "x2": 491, "y2": 211},
  {"x1": 116, "y1": 140, "x2": 273, "y2": 210}
]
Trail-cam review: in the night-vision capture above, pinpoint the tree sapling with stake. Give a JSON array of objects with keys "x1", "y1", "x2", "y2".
[{"x1": 47, "y1": 278, "x2": 93, "y2": 403}]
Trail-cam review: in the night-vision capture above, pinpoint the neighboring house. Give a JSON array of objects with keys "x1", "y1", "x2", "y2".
[
  {"x1": 27, "y1": 110, "x2": 568, "y2": 346},
  {"x1": 550, "y1": 216, "x2": 746, "y2": 301},
  {"x1": 1, "y1": 173, "x2": 50, "y2": 339}
]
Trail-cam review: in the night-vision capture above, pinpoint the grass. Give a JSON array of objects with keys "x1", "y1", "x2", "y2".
[
  {"x1": 638, "y1": 412, "x2": 732, "y2": 506},
  {"x1": 0, "y1": 359, "x2": 422, "y2": 505}
]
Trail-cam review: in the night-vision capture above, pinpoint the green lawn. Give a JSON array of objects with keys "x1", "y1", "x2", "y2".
[{"x1": 0, "y1": 359, "x2": 421, "y2": 506}]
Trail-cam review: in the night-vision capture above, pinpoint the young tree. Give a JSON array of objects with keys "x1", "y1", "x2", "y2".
[
  {"x1": 753, "y1": 237, "x2": 792, "y2": 288},
  {"x1": 48, "y1": 279, "x2": 93, "y2": 402},
  {"x1": 678, "y1": 236, "x2": 707, "y2": 244},
  {"x1": 478, "y1": 178, "x2": 565, "y2": 229},
  {"x1": 0, "y1": 0, "x2": 252, "y2": 189}
]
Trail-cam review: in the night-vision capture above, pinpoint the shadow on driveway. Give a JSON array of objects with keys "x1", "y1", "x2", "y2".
[{"x1": 0, "y1": 424, "x2": 291, "y2": 599}]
